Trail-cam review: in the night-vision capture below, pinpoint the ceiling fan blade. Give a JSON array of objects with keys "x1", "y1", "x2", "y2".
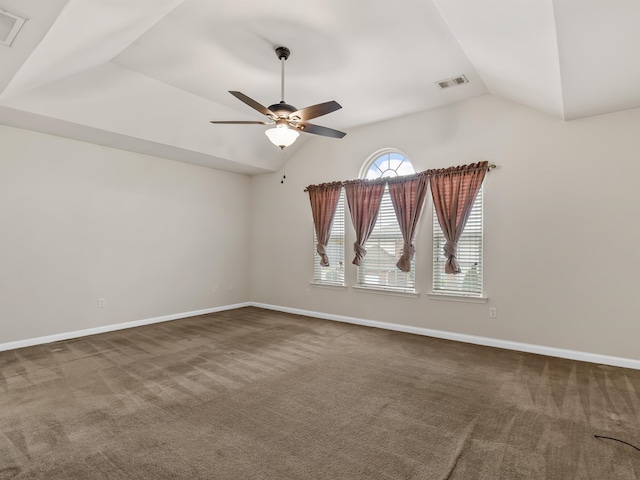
[
  {"x1": 229, "y1": 91, "x2": 275, "y2": 117},
  {"x1": 210, "y1": 120, "x2": 271, "y2": 125},
  {"x1": 297, "y1": 122, "x2": 346, "y2": 138},
  {"x1": 291, "y1": 101, "x2": 342, "y2": 121}
]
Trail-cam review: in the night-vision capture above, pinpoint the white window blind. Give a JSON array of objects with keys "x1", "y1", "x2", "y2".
[
  {"x1": 357, "y1": 185, "x2": 415, "y2": 291},
  {"x1": 312, "y1": 191, "x2": 345, "y2": 285},
  {"x1": 432, "y1": 187, "x2": 483, "y2": 296},
  {"x1": 357, "y1": 149, "x2": 416, "y2": 292}
]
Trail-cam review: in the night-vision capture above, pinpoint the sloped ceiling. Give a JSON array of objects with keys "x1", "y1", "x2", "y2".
[{"x1": 0, "y1": 0, "x2": 638, "y2": 175}]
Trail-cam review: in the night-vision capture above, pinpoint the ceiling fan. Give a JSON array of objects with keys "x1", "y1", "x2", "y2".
[{"x1": 210, "y1": 46, "x2": 346, "y2": 148}]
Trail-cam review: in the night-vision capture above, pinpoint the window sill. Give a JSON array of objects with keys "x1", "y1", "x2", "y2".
[
  {"x1": 352, "y1": 285, "x2": 420, "y2": 298},
  {"x1": 309, "y1": 282, "x2": 348, "y2": 291},
  {"x1": 427, "y1": 292, "x2": 488, "y2": 304}
]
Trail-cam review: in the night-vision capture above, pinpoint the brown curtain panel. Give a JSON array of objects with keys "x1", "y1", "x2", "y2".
[
  {"x1": 344, "y1": 179, "x2": 386, "y2": 265},
  {"x1": 307, "y1": 182, "x2": 343, "y2": 267},
  {"x1": 388, "y1": 173, "x2": 429, "y2": 272},
  {"x1": 429, "y1": 161, "x2": 488, "y2": 274}
]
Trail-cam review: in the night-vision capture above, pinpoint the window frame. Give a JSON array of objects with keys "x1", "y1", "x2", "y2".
[
  {"x1": 356, "y1": 148, "x2": 418, "y2": 293},
  {"x1": 431, "y1": 185, "x2": 485, "y2": 299}
]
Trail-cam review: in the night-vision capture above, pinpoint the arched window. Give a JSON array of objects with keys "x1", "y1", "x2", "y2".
[
  {"x1": 358, "y1": 149, "x2": 416, "y2": 291},
  {"x1": 361, "y1": 150, "x2": 416, "y2": 179}
]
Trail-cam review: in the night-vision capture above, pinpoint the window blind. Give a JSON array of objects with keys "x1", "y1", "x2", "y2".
[
  {"x1": 357, "y1": 185, "x2": 415, "y2": 291},
  {"x1": 432, "y1": 187, "x2": 483, "y2": 296},
  {"x1": 312, "y1": 191, "x2": 345, "y2": 285}
]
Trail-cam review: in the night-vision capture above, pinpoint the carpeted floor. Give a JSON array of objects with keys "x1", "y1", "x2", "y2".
[{"x1": 1, "y1": 306, "x2": 639, "y2": 479}]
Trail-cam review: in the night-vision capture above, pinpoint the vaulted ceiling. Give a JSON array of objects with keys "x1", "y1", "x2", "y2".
[{"x1": 1, "y1": 0, "x2": 638, "y2": 175}]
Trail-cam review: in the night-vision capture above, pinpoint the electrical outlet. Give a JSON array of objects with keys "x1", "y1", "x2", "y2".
[
  {"x1": 489, "y1": 307, "x2": 497, "y2": 318},
  {"x1": 98, "y1": 298, "x2": 105, "y2": 308},
  {"x1": 306, "y1": 288, "x2": 311, "y2": 296},
  {"x1": 213, "y1": 284, "x2": 218, "y2": 293},
  {"x1": 228, "y1": 282, "x2": 233, "y2": 291}
]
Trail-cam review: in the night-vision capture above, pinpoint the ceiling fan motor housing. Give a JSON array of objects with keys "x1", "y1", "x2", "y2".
[{"x1": 268, "y1": 101, "x2": 298, "y2": 120}]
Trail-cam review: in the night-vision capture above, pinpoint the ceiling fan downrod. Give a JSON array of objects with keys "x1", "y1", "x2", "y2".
[{"x1": 275, "y1": 46, "x2": 290, "y2": 103}]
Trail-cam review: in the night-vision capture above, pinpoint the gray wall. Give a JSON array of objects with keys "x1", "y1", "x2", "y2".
[
  {"x1": 1, "y1": 125, "x2": 251, "y2": 343},
  {"x1": 250, "y1": 95, "x2": 640, "y2": 361},
  {"x1": 3, "y1": 95, "x2": 639, "y2": 362}
]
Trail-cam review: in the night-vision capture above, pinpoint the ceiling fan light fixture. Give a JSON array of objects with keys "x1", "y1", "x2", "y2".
[{"x1": 265, "y1": 125, "x2": 299, "y2": 148}]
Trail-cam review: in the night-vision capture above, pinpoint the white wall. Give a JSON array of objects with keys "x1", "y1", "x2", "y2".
[
  {"x1": 250, "y1": 95, "x2": 640, "y2": 361},
  {"x1": 0, "y1": 125, "x2": 251, "y2": 344},
  {"x1": 3, "y1": 96, "x2": 639, "y2": 362}
]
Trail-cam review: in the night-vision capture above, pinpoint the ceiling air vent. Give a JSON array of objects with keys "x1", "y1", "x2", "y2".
[
  {"x1": 0, "y1": 9, "x2": 27, "y2": 47},
  {"x1": 436, "y1": 75, "x2": 469, "y2": 90}
]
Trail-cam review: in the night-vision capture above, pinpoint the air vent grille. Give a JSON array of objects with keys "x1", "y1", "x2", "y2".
[
  {"x1": 435, "y1": 75, "x2": 469, "y2": 89},
  {"x1": 0, "y1": 9, "x2": 26, "y2": 47}
]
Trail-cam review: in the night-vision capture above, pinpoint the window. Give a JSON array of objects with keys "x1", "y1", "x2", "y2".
[
  {"x1": 432, "y1": 187, "x2": 483, "y2": 296},
  {"x1": 312, "y1": 190, "x2": 345, "y2": 285},
  {"x1": 357, "y1": 150, "x2": 416, "y2": 291}
]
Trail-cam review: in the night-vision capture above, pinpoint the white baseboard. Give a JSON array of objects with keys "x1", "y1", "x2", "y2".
[
  {"x1": 4, "y1": 301, "x2": 639, "y2": 371},
  {"x1": 0, "y1": 302, "x2": 251, "y2": 352},
  {"x1": 250, "y1": 302, "x2": 640, "y2": 371}
]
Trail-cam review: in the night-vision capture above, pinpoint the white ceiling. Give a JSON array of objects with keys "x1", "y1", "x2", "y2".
[{"x1": 1, "y1": 0, "x2": 638, "y2": 175}]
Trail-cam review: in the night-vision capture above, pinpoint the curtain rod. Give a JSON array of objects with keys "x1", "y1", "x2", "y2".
[{"x1": 304, "y1": 163, "x2": 497, "y2": 192}]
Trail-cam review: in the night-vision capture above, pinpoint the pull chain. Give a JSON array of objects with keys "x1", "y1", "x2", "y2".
[{"x1": 280, "y1": 146, "x2": 286, "y2": 183}]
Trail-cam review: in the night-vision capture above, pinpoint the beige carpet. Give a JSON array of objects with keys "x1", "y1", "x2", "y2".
[{"x1": 1, "y1": 307, "x2": 639, "y2": 479}]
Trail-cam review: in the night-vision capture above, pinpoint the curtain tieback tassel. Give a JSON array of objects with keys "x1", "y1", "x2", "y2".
[
  {"x1": 444, "y1": 240, "x2": 457, "y2": 258},
  {"x1": 317, "y1": 244, "x2": 330, "y2": 267},
  {"x1": 396, "y1": 243, "x2": 415, "y2": 272},
  {"x1": 444, "y1": 240, "x2": 461, "y2": 274},
  {"x1": 352, "y1": 242, "x2": 367, "y2": 266}
]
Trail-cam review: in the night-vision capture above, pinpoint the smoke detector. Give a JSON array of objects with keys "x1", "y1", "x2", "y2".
[
  {"x1": 0, "y1": 9, "x2": 27, "y2": 47},
  {"x1": 436, "y1": 75, "x2": 469, "y2": 90}
]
